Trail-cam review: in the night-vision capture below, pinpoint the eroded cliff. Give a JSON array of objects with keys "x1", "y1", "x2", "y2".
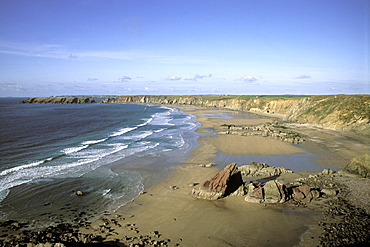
[{"x1": 102, "y1": 95, "x2": 369, "y2": 136}]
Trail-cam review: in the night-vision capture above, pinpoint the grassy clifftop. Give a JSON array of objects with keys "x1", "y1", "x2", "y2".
[
  {"x1": 285, "y1": 95, "x2": 369, "y2": 135},
  {"x1": 102, "y1": 94, "x2": 369, "y2": 136}
]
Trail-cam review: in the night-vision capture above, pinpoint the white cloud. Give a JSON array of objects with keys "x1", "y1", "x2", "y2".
[
  {"x1": 0, "y1": 82, "x2": 23, "y2": 91},
  {"x1": 184, "y1": 73, "x2": 212, "y2": 81},
  {"x1": 166, "y1": 76, "x2": 181, "y2": 81},
  {"x1": 240, "y1": 75, "x2": 258, "y2": 82}
]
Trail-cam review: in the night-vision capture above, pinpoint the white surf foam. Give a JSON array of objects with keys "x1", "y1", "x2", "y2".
[
  {"x1": 82, "y1": 138, "x2": 107, "y2": 145},
  {"x1": 0, "y1": 160, "x2": 46, "y2": 176},
  {"x1": 110, "y1": 127, "x2": 137, "y2": 137},
  {"x1": 61, "y1": 145, "x2": 89, "y2": 154}
]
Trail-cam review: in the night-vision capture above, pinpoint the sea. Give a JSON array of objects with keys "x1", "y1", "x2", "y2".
[{"x1": 0, "y1": 98, "x2": 199, "y2": 227}]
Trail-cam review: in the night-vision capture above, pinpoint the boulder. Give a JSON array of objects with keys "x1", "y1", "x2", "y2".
[
  {"x1": 245, "y1": 180, "x2": 288, "y2": 204},
  {"x1": 202, "y1": 163, "x2": 243, "y2": 195},
  {"x1": 321, "y1": 188, "x2": 338, "y2": 196},
  {"x1": 239, "y1": 162, "x2": 292, "y2": 178},
  {"x1": 343, "y1": 154, "x2": 370, "y2": 178},
  {"x1": 76, "y1": 191, "x2": 83, "y2": 196},
  {"x1": 291, "y1": 185, "x2": 320, "y2": 202},
  {"x1": 263, "y1": 180, "x2": 287, "y2": 203},
  {"x1": 321, "y1": 168, "x2": 335, "y2": 175},
  {"x1": 245, "y1": 187, "x2": 264, "y2": 203},
  {"x1": 192, "y1": 163, "x2": 244, "y2": 200}
]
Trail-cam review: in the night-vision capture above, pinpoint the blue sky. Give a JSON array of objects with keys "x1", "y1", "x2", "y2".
[{"x1": 0, "y1": 0, "x2": 369, "y2": 96}]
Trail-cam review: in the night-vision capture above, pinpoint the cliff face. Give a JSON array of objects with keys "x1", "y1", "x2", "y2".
[
  {"x1": 102, "y1": 95, "x2": 370, "y2": 136},
  {"x1": 284, "y1": 95, "x2": 370, "y2": 136},
  {"x1": 20, "y1": 97, "x2": 96, "y2": 104},
  {"x1": 101, "y1": 95, "x2": 299, "y2": 115}
]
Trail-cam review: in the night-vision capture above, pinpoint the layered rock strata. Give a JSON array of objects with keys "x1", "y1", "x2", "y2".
[{"x1": 191, "y1": 163, "x2": 243, "y2": 200}]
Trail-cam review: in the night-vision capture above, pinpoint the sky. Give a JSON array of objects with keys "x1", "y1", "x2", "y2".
[{"x1": 0, "y1": 0, "x2": 369, "y2": 97}]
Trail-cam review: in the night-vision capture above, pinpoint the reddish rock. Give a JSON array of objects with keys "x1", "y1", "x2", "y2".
[
  {"x1": 293, "y1": 188, "x2": 305, "y2": 201},
  {"x1": 202, "y1": 163, "x2": 244, "y2": 196},
  {"x1": 297, "y1": 185, "x2": 311, "y2": 197},
  {"x1": 245, "y1": 187, "x2": 264, "y2": 203}
]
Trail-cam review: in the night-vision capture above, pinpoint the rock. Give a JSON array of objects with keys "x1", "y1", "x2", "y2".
[
  {"x1": 245, "y1": 180, "x2": 288, "y2": 204},
  {"x1": 343, "y1": 154, "x2": 370, "y2": 178},
  {"x1": 239, "y1": 162, "x2": 292, "y2": 178},
  {"x1": 321, "y1": 188, "x2": 338, "y2": 196},
  {"x1": 263, "y1": 180, "x2": 288, "y2": 203},
  {"x1": 291, "y1": 185, "x2": 320, "y2": 202},
  {"x1": 54, "y1": 244, "x2": 66, "y2": 247},
  {"x1": 191, "y1": 188, "x2": 224, "y2": 200},
  {"x1": 75, "y1": 191, "x2": 83, "y2": 196},
  {"x1": 245, "y1": 182, "x2": 256, "y2": 194},
  {"x1": 322, "y1": 168, "x2": 335, "y2": 175},
  {"x1": 245, "y1": 187, "x2": 264, "y2": 203},
  {"x1": 192, "y1": 163, "x2": 244, "y2": 200},
  {"x1": 202, "y1": 163, "x2": 243, "y2": 195},
  {"x1": 229, "y1": 184, "x2": 247, "y2": 197},
  {"x1": 199, "y1": 163, "x2": 215, "y2": 168}
]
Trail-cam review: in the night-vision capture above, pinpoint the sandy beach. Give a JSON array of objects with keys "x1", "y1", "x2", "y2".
[
  {"x1": 80, "y1": 105, "x2": 370, "y2": 247},
  {"x1": 2, "y1": 105, "x2": 368, "y2": 246}
]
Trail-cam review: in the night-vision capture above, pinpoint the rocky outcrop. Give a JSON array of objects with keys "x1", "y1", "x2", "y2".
[
  {"x1": 343, "y1": 154, "x2": 370, "y2": 178},
  {"x1": 239, "y1": 162, "x2": 293, "y2": 178},
  {"x1": 220, "y1": 121, "x2": 304, "y2": 144},
  {"x1": 245, "y1": 180, "x2": 290, "y2": 203},
  {"x1": 191, "y1": 163, "x2": 244, "y2": 200},
  {"x1": 244, "y1": 180, "x2": 321, "y2": 204},
  {"x1": 20, "y1": 97, "x2": 96, "y2": 104},
  {"x1": 193, "y1": 164, "x2": 339, "y2": 204}
]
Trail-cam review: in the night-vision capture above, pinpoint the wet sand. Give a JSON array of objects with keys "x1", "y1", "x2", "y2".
[{"x1": 85, "y1": 105, "x2": 365, "y2": 246}]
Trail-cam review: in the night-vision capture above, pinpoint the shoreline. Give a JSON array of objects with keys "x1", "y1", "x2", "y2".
[
  {"x1": 94, "y1": 105, "x2": 320, "y2": 246},
  {"x1": 1, "y1": 104, "x2": 369, "y2": 246}
]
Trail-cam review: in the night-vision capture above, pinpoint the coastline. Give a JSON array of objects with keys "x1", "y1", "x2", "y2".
[
  {"x1": 81, "y1": 105, "x2": 342, "y2": 246},
  {"x1": 1, "y1": 104, "x2": 369, "y2": 246},
  {"x1": 101, "y1": 105, "x2": 368, "y2": 246}
]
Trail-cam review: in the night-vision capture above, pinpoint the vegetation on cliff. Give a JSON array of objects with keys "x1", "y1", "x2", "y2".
[
  {"x1": 102, "y1": 94, "x2": 369, "y2": 136},
  {"x1": 20, "y1": 96, "x2": 96, "y2": 104},
  {"x1": 285, "y1": 95, "x2": 369, "y2": 135}
]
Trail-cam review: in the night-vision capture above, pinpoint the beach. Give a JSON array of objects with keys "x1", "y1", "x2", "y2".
[
  {"x1": 1, "y1": 105, "x2": 369, "y2": 246},
  {"x1": 80, "y1": 105, "x2": 368, "y2": 247}
]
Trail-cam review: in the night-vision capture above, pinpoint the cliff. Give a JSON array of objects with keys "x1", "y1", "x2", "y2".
[
  {"x1": 285, "y1": 95, "x2": 370, "y2": 136},
  {"x1": 101, "y1": 95, "x2": 301, "y2": 115},
  {"x1": 20, "y1": 96, "x2": 96, "y2": 104},
  {"x1": 102, "y1": 95, "x2": 370, "y2": 136}
]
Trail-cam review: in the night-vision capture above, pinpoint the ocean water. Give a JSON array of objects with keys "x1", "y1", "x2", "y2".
[{"x1": 0, "y1": 98, "x2": 199, "y2": 226}]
